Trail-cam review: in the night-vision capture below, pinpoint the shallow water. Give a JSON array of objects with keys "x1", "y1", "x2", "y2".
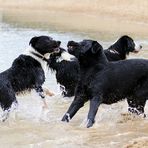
[{"x1": 0, "y1": 21, "x2": 148, "y2": 148}]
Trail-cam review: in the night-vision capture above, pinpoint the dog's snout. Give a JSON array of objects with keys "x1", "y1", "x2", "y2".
[
  {"x1": 68, "y1": 46, "x2": 74, "y2": 51},
  {"x1": 134, "y1": 43, "x2": 142, "y2": 53}
]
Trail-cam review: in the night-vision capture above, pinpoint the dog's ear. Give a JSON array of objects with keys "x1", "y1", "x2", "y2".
[
  {"x1": 126, "y1": 38, "x2": 136, "y2": 53},
  {"x1": 127, "y1": 39, "x2": 134, "y2": 48},
  {"x1": 91, "y1": 41, "x2": 103, "y2": 54},
  {"x1": 29, "y1": 36, "x2": 39, "y2": 47}
]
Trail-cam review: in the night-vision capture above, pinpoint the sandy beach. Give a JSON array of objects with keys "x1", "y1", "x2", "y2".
[{"x1": 0, "y1": 0, "x2": 148, "y2": 39}]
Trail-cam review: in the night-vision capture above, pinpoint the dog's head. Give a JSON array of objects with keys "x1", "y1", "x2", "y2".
[
  {"x1": 67, "y1": 40, "x2": 103, "y2": 66},
  {"x1": 114, "y1": 35, "x2": 142, "y2": 54},
  {"x1": 49, "y1": 47, "x2": 77, "y2": 63},
  {"x1": 29, "y1": 36, "x2": 61, "y2": 56}
]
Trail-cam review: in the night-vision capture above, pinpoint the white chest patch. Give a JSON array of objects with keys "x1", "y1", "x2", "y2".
[{"x1": 24, "y1": 46, "x2": 50, "y2": 77}]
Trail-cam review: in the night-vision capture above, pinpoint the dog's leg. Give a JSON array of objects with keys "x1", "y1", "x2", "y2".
[
  {"x1": 35, "y1": 86, "x2": 48, "y2": 109},
  {"x1": 0, "y1": 100, "x2": 18, "y2": 122},
  {"x1": 135, "y1": 99, "x2": 146, "y2": 118},
  {"x1": 35, "y1": 86, "x2": 45, "y2": 98},
  {"x1": 60, "y1": 85, "x2": 68, "y2": 97},
  {"x1": 61, "y1": 96, "x2": 87, "y2": 122},
  {"x1": 62, "y1": 82, "x2": 87, "y2": 122},
  {"x1": 1, "y1": 110, "x2": 10, "y2": 122},
  {"x1": 127, "y1": 97, "x2": 146, "y2": 118},
  {"x1": 127, "y1": 97, "x2": 137, "y2": 114},
  {"x1": 87, "y1": 96, "x2": 102, "y2": 128}
]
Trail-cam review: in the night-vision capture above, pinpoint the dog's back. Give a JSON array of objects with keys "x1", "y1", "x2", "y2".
[
  {"x1": 0, "y1": 54, "x2": 45, "y2": 110},
  {"x1": 88, "y1": 59, "x2": 148, "y2": 103},
  {"x1": 9, "y1": 55, "x2": 45, "y2": 92},
  {"x1": 0, "y1": 36, "x2": 61, "y2": 121}
]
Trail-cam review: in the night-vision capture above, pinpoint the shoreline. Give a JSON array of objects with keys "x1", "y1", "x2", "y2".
[{"x1": 0, "y1": 1, "x2": 148, "y2": 39}]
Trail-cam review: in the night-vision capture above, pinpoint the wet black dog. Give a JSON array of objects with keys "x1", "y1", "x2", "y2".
[
  {"x1": 0, "y1": 36, "x2": 61, "y2": 121},
  {"x1": 68, "y1": 35, "x2": 142, "y2": 61},
  {"x1": 48, "y1": 48, "x2": 79, "y2": 97},
  {"x1": 104, "y1": 35, "x2": 142, "y2": 61},
  {"x1": 55, "y1": 35, "x2": 140, "y2": 97},
  {"x1": 62, "y1": 39, "x2": 147, "y2": 128},
  {"x1": 49, "y1": 35, "x2": 141, "y2": 97},
  {"x1": 48, "y1": 35, "x2": 142, "y2": 97}
]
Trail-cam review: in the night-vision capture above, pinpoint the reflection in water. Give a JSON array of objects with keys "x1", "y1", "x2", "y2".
[{"x1": 0, "y1": 22, "x2": 148, "y2": 148}]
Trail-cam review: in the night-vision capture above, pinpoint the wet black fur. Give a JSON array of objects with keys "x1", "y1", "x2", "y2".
[
  {"x1": 0, "y1": 36, "x2": 61, "y2": 113},
  {"x1": 49, "y1": 35, "x2": 139, "y2": 97},
  {"x1": 48, "y1": 48, "x2": 79, "y2": 97},
  {"x1": 0, "y1": 55, "x2": 45, "y2": 110},
  {"x1": 104, "y1": 35, "x2": 142, "y2": 61},
  {"x1": 50, "y1": 35, "x2": 139, "y2": 97},
  {"x1": 62, "y1": 40, "x2": 147, "y2": 128}
]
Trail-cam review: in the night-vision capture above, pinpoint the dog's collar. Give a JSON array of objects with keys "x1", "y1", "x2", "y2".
[
  {"x1": 31, "y1": 52, "x2": 49, "y2": 62},
  {"x1": 109, "y1": 49, "x2": 120, "y2": 55}
]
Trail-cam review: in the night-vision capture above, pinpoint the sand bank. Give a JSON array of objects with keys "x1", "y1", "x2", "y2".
[{"x1": 0, "y1": 0, "x2": 148, "y2": 39}]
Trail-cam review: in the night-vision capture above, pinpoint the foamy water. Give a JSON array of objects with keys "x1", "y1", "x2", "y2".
[{"x1": 0, "y1": 23, "x2": 148, "y2": 148}]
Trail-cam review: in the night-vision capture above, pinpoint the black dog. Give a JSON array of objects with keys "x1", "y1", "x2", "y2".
[
  {"x1": 53, "y1": 35, "x2": 140, "y2": 97},
  {"x1": 104, "y1": 35, "x2": 142, "y2": 61},
  {"x1": 62, "y1": 39, "x2": 147, "y2": 128},
  {"x1": 68, "y1": 35, "x2": 142, "y2": 61},
  {"x1": 0, "y1": 35, "x2": 61, "y2": 121},
  {"x1": 48, "y1": 48, "x2": 79, "y2": 97}
]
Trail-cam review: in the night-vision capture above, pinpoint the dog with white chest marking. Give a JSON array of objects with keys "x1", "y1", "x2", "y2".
[
  {"x1": 0, "y1": 35, "x2": 61, "y2": 121},
  {"x1": 48, "y1": 47, "x2": 79, "y2": 97}
]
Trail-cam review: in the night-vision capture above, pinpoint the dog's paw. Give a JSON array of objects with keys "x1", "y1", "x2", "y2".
[
  {"x1": 0, "y1": 111, "x2": 9, "y2": 122},
  {"x1": 86, "y1": 119, "x2": 95, "y2": 128},
  {"x1": 128, "y1": 107, "x2": 146, "y2": 118},
  {"x1": 139, "y1": 113, "x2": 146, "y2": 118},
  {"x1": 61, "y1": 113, "x2": 70, "y2": 122}
]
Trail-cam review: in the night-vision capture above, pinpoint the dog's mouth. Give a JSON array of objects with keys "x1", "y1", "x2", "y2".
[{"x1": 44, "y1": 46, "x2": 61, "y2": 59}]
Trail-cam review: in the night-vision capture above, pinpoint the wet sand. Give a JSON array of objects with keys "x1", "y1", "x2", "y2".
[{"x1": 0, "y1": 0, "x2": 148, "y2": 39}]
